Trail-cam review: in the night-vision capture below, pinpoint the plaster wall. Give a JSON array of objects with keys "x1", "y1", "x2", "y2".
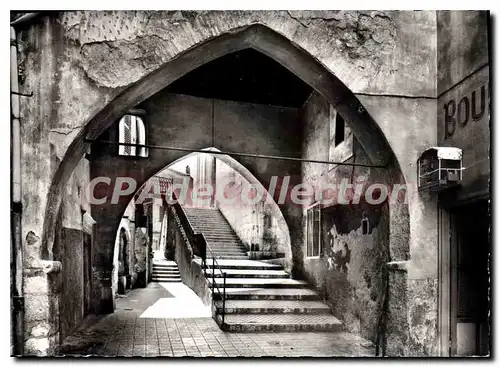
[
  {"x1": 215, "y1": 159, "x2": 289, "y2": 257},
  {"x1": 300, "y1": 91, "x2": 391, "y2": 344}
]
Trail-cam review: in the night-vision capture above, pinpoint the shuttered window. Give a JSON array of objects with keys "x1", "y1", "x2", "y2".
[{"x1": 118, "y1": 114, "x2": 148, "y2": 157}]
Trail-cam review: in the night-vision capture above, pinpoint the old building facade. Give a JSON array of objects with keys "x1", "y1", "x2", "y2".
[{"x1": 10, "y1": 10, "x2": 490, "y2": 357}]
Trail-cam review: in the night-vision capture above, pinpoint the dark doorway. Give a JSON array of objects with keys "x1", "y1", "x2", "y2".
[
  {"x1": 83, "y1": 232, "x2": 92, "y2": 315},
  {"x1": 450, "y1": 199, "x2": 490, "y2": 356},
  {"x1": 118, "y1": 228, "x2": 129, "y2": 276}
]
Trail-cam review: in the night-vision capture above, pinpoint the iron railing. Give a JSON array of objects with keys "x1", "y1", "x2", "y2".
[{"x1": 170, "y1": 192, "x2": 227, "y2": 328}]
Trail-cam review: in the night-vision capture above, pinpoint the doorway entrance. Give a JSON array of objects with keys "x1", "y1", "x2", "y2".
[{"x1": 449, "y1": 199, "x2": 490, "y2": 356}]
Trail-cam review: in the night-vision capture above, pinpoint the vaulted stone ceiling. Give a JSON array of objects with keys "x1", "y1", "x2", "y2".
[{"x1": 168, "y1": 48, "x2": 312, "y2": 108}]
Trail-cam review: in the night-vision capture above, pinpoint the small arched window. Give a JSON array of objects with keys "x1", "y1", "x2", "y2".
[{"x1": 118, "y1": 112, "x2": 148, "y2": 157}]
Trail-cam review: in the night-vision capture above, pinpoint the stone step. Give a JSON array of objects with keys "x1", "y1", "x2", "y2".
[
  {"x1": 208, "y1": 247, "x2": 247, "y2": 253},
  {"x1": 207, "y1": 245, "x2": 246, "y2": 250},
  {"x1": 213, "y1": 255, "x2": 249, "y2": 260},
  {"x1": 189, "y1": 221, "x2": 232, "y2": 225},
  {"x1": 208, "y1": 243, "x2": 244, "y2": 247},
  {"x1": 152, "y1": 264, "x2": 179, "y2": 269},
  {"x1": 207, "y1": 241, "x2": 245, "y2": 246},
  {"x1": 218, "y1": 288, "x2": 321, "y2": 301},
  {"x1": 187, "y1": 217, "x2": 229, "y2": 222},
  {"x1": 195, "y1": 232, "x2": 238, "y2": 237},
  {"x1": 185, "y1": 212, "x2": 226, "y2": 217},
  {"x1": 219, "y1": 300, "x2": 332, "y2": 314},
  {"x1": 153, "y1": 267, "x2": 183, "y2": 274},
  {"x1": 209, "y1": 251, "x2": 247, "y2": 256},
  {"x1": 216, "y1": 314, "x2": 343, "y2": 332},
  {"x1": 210, "y1": 254, "x2": 248, "y2": 259},
  {"x1": 153, "y1": 272, "x2": 180, "y2": 277},
  {"x1": 152, "y1": 279, "x2": 182, "y2": 283},
  {"x1": 191, "y1": 224, "x2": 231, "y2": 228},
  {"x1": 152, "y1": 275, "x2": 181, "y2": 280},
  {"x1": 190, "y1": 221, "x2": 231, "y2": 224},
  {"x1": 185, "y1": 214, "x2": 227, "y2": 219},
  {"x1": 205, "y1": 238, "x2": 243, "y2": 243},
  {"x1": 153, "y1": 274, "x2": 180, "y2": 278},
  {"x1": 192, "y1": 229, "x2": 236, "y2": 234},
  {"x1": 208, "y1": 248, "x2": 246, "y2": 253},
  {"x1": 152, "y1": 280, "x2": 182, "y2": 283},
  {"x1": 207, "y1": 278, "x2": 308, "y2": 289},
  {"x1": 200, "y1": 233, "x2": 238, "y2": 237},
  {"x1": 210, "y1": 255, "x2": 248, "y2": 259},
  {"x1": 206, "y1": 268, "x2": 290, "y2": 279},
  {"x1": 208, "y1": 243, "x2": 246, "y2": 248},
  {"x1": 204, "y1": 237, "x2": 242, "y2": 242},
  {"x1": 196, "y1": 259, "x2": 283, "y2": 270},
  {"x1": 204, "y1": 233, "x2": 239, "y2": 237}
]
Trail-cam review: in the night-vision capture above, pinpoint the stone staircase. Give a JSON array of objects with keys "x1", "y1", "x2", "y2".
[
  {"x1": 196, "y1": 259, "x2": 343, "y2": 332},
  {"x1": 184, "y1": 207, "x2": 249, "y2": 259},
  {"x1": 151, "y1": 260, "x2": 182, "y2": 282},
  {"x1": 182, "y1": 206, "x2": 341, "y2": 333}
]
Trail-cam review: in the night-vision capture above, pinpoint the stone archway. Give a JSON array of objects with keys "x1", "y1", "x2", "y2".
[
  {"x1": 166, "y1": 148, "x2": 294, "y2": 271},
  {"x1": 41, "y1": 24, "x2": 402, "y2": 261},
  {"x1": 40, "y1": 23, "x2": 411, "y2": 352}
]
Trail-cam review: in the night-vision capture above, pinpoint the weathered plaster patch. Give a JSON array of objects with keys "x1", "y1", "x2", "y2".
[
  {"x1": 59, "y1": 10, "x2": 407, "y2": 93},
  {"x1": 407, "y1": 277, "x2": 438, "y2": 356}
]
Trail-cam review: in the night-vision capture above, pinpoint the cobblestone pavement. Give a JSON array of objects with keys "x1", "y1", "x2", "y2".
[{"x1": 58, "y1": 282, "x2": 375, "y2": 357}]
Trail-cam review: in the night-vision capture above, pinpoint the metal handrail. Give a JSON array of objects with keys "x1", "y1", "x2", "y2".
[
  {"x1": 170, "y1": 192, "x2": 227, "y2": 327},
  {"x1": 203, "y1": 240, "x2": 227, "y2": 326}
]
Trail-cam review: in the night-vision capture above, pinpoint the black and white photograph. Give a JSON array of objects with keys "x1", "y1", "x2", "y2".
[{"x1": 8, "y1": 7, "x2": 492, "y2": 358}]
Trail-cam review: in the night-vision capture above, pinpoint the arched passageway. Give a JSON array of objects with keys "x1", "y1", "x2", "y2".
[
  {"x1": 106, "y1": 149, "x2": 294, "y2": 305},
  {"x1": 41, "y1": 24, "x2": 404, "y2": 261},
  {"x1": 44, "y1": 23, "x2": 410, "y2": 352}
]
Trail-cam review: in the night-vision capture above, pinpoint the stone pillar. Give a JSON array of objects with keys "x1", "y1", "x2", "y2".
[
  {"x1": 210, "y1": 155, "x2": 216, "y2": 208},
  {"x1": 280, "y1": 202, "x2": 304, "y2": 279},
  {"x1": 91, "y1": 267, "x2": 114, "y2": 314},
  {"x1": 23, "y1": 248, "x2": 62, "y2": 356},
  {"x1": 384, "y1": 190, "x2": 439, "y2": 356}
]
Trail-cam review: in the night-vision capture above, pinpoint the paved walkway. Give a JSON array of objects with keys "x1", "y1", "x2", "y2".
[{"x1": 58, "y1": 281, "x2": 375, "y2": 357}]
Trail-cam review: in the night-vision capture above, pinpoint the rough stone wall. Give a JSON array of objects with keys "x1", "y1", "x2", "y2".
[
  {"x1": 57, "y1": 10, "x2": 435, "y2": 95},
  {"x1": 23, "y1": 232, "x2": 60, "y2": 356},
  {"x1": 30, "y1": 156, "x2": 92, "y2": 351},
  {"x1": 300, "y1": 85, "x2": 441, "y2": 355}
]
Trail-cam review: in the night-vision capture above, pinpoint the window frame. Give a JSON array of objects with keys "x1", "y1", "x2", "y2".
[
  {"x1": 334, "y1": 112, "x2": 345, "y2": 147},
  {"x1": 305, "y1": 201, "x2": 322, "y2": 259},
  {"x1": 118, "y1": 113, "x2": 148, "y2": 158}
]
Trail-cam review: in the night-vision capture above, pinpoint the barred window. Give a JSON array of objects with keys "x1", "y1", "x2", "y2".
[{"x1": 118, "y1": 114, "x2": 148, "y2": 157}]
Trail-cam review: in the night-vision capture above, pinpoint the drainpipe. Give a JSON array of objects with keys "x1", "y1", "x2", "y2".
[
  {"x1": 10, "y1": 13, "x2": 41, "y2": 357},
  {"x1": 10, "y1": 24, "x2": 23, "y2": 356}
]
